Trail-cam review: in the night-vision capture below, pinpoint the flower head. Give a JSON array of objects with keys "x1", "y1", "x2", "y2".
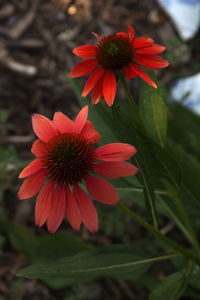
[
  {"x1": 69, "y1": 26, "x2": 169, "y2": 106},
  {"x1": 18, "y1": 106, "x2": 138, "y2": 233}
]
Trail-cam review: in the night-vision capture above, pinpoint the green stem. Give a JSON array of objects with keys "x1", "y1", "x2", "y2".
[
  {"x1": 134, "y1": 156, "x2": 158, "y2": 230},
  {"x1": 119, "y1": 72, "x2": 142, "y2": 125},
  {"x1": 164, "y1": 182, "x2": 200, "y2": 260},
  {"x1": 115, "y1": 78, "x2": 158, "y2": 228},
  {"x1": 158, "y1": 195, "x2": 194, "y2": 245},
  {"x1": 172, "y1": 192, "x2": 200, "y2": 260},
  {"x1": 117, "y1": 203, "x2": 199, "y2": 264}
]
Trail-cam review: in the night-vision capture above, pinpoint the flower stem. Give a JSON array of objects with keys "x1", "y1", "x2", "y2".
[
  {"x1": 117, "y1": 202, "x2": 199, "y2": 264},
  {"x1": 119, "y1": 73, "x2": 142, "y2": 125},
  {"x1": 167, "y1": 186, "x2": 200, "y2": 260},
  {"x1": 115, "y1": 78, "x2": 158, "y2": 228}
]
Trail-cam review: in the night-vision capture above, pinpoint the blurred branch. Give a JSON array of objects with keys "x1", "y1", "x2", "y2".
[
  {"x1": 0, "y1": 48, "x2": 37, "y2": 76},
  {"x1": 0, "y1": 135, "x2": 34, "y2": 144}
]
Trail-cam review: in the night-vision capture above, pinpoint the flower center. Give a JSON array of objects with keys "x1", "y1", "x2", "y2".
[
  {"x1": 96, "y1": 35, "x2": 133, "y2": 70},
  {"x1": 42, "y1": 133, "x2": 95, "y2": 185}
]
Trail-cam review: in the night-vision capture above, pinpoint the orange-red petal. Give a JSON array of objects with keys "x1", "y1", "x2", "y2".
[
  {"x1": 73, "y1": 105, "x2": 88, "y2": 133},
  {"x1": 123, "y1": 65, "x2": 137, "y2": 79},
  {"x1": 115, "y1": 32, "x2": 128, "y2": 38},
  {"x1": 91, "y1": 78, "x2": 103, "y2": 104},
  {"x1": 93, "y1": 161, "x2": 138, "y2": 179},
  {"x1": 73, "y1": 45, "x2": 96, "y2": 58},
  {"x1": 134, "y1": 44, "x2": 165, "y2": 54},
  {"x1": 32, "y1": 114, "x2": 57, "y2": 143},
  {"x1": 85, "y1": 175, "x2": 119, "y2": 204},
  {"x1": 18, "y1": 169, "x2": 47, "y2": 200},
  {"x1": 65, "y1": 186, "x2": 81, "y2": 231},
  {"x1": 82, "y1": 67, "x2": 104, "y2": 97},
  {"x1": 31, "y1": 139, "x2": 47, "y2": 157},
  {"x1": 129, "y1": 63, "x2": 157, "y2": 88},
  {"x1": 19, "y1": 159, "x2": 43, "y2": 178},
  {"x1": 132, "y1": 37, "x2": 154, "y2": 49},
  {"x1": 133, "y1": 54, "x2": 169, "y2": 69},
  {"x1": 53, "y1": 112, "x2": 73, "y2": 134},
  {"x1": 95, "y1": 143, "x2": 137, "y2": 161},
  {"x1": 128, "y1": 26, "x2": 135, "y2": 41},
  {"x1": 92, "y1": 32, "x2": 101, "y2": 41},
  {"x1": 69, "y1": 59, "x2": 98, "y2": 78},
  {"x1": 47, "y1": 184, "x2": 66, "y2": 233},
  {"x1": 74, "y1": 184, "x2": 98, "y2": 233},
  {"x1": 81, "y1": 120, "x2": 101, "y2": 144},
  {"x1": 35, "y1": 180, "x2": 53, "y2": 227},
  {"x1": 103, "y1": 70, "x2": 116, "y2": 106}
]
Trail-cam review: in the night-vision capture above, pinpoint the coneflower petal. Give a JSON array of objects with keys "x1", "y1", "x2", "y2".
[
  {"x1": 65, "y1": 186, "x2": 81, "y2": 231},
  {"x1": 91, "y1": 78, "x2": 103, "y2": 104},
  {"x1": 18, "y1": 169, "x2": 47, "y2": 200},
  {"x1": 19, "y1": 159, "x2": 43, "y2": 178},
  {"x1": 47, "y1": 184, "x2": 66, "y2": 233},
  {"x1": 31, "y1": 139, "x2": 46, "y2": 157},
  {"x1": 35, "y1": 180, "x2": 53, "y2": 227},
  {"x1": 74, "y1": 184, "x2": 98, "y2": 233},
  {"x1": 129, "y1": 63, "x2": 157, "y2": 88},
  {"x1": 135, "y1": 44, "x2": 165, "y2": 54},
  {"x1": 53, "y1": 112, "x2": 73, "y2": 134},
  {"x1": 73, "y1": 45, "x2": 96, "y2": 58},
  {"x1": 93, "y1": 161, "x2": 138, "y2": 179},
  {"x1": 82, "y1": 67, "x2": 104, "y2": 97},
  {"x1": 69, "y1": 59, "x2": 98, "y2": 78},
  {"x1": 73, "y1": 105, "x2": 88, "y2": 133},
  {"x1": 32, "y1": 114, "x2": 57, "y2": 143},
  {"x1": 81, "y1": 121, "x2": 101, "y2": 144},
  {"x1": 103, "y1": 70, "x2": 116, "y2": 106},
  {"x1": 85, "y1": 175, "x2": 119, "y2": 204},
  {"x1": 95, "y1": 143, "x2": 137, "y2": 161},
  {"x1": 123, "y1": 65, "x2": 137, "y2": 79},
  {"x1": 132, "y1": 37, "x2": 154, "y2": 49},
  {"x1": 128, "y1": 25, "x2": 135, "y2": 41},
  {"x1": 133, "y1": 54, "x2": 169, "y2": 69}
]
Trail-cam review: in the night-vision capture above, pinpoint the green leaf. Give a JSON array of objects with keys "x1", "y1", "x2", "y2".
[
  {"x1": 117, "y1": 186, "x2": 198, "y2": 248},
  {"x1": 166, "y1": 139, "x2": 200, "y2": 203},
  {"x1": 2, "y1": 222, "x2": 90, "y2": 263},
  {"x1": 111, "y1": 105, "x2": 158, "y2": 226},
  {"x1": 149, "y1": 141, "x2": 180, "y2": 190},
  {"x1": 139, "y1": 71, "x2": 167, "y2": 147},
  {"x1": 189, "y1": 264, "x2": 200, "y2": 290},
  {"x1": 168, "y1": 102, "x2": 200, "y2": 160},
  {"x1": 149, "y1": 271, "x2": 188, "y2": 300},
  {"x1": 17, "y1": 245, "x2": 153, "y2": 287},
  {"x1": 180, "y1": 185, "x2": 200, "y2": 229}
]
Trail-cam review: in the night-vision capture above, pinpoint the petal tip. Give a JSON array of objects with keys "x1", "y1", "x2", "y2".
[{"x1": 17, "y1": 192, "x2": 25, "y2": 200}]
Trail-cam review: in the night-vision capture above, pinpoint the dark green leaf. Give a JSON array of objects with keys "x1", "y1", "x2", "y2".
[
  {"x1": 17, "y1": 245, "x2": 153, "y2": 287},
  {"x1": 2, "y1": 222, "x2": 90, "y2": 263},
  {"x1": 189, "y1": 264, "x2": 200, "y2": 290},
  {"x1": 140, "y1": 71, "x2": 167, "y2": 147},
  {"x1": 166, "y1": 139, "x2": 200, "y2": 202},
  {"x1": 168, "y1": 103, "x2": 200, "y2": 160},
  {"x1": 149, "y1": 271, "x2": 188, "y2": 300}
]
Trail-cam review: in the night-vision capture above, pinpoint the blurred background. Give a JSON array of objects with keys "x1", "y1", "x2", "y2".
[{"x1": 0, "y1": 0, "x2": 199, "y2": 299}]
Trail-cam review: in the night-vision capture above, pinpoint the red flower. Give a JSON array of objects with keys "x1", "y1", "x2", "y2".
[
  {"x1": 18, "y1": 106, "x2": 138, "y2": 233},
  {"x1": 69, "y1": 26, "x2": 169, "y2": 106}
]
